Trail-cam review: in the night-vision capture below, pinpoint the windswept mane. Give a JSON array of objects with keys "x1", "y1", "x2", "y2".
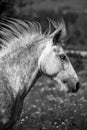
[{"x1": 0, "y1": 17, "x2": 66, "y2": 58}]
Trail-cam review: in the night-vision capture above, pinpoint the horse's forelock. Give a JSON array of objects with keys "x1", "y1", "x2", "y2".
[{"x1": 48, "y1": 18, "x2": 66, "y2": 38}]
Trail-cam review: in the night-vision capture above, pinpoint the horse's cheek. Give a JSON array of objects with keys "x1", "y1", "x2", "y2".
[{"x1": 42, "y1": 53, "x2": 62, "y2": 75}]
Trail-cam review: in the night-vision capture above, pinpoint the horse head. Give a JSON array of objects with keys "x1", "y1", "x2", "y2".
[{"x1": 38, "y1": 20, "x2": 80, "y2": 93}]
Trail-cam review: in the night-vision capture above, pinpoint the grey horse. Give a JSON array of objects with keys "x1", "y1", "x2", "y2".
[{"x1": 0, "y1": 18, "x2": 80, "y2": 130}]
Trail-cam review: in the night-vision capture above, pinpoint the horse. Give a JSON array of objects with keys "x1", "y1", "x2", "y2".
[{"x1": 0, "y1": 17, "x2": 80, "y2": 130}]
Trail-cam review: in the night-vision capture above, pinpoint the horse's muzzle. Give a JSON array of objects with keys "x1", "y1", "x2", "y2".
[
  {"x1": 67, "y1": 80, "x2": 81, "y2": 93},
  {"x1": 72, "y1": 81, "x2": 81, "y2": 93},
  {"x1": 62, "y1": 77, "x2": 81, "y2": 93}
]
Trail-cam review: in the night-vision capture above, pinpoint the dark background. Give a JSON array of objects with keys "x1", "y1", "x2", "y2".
[
  {"x1": 1, "y1": 0, "x2": 87, "y2": 130},
  {"x1": 1, "y1": 0, "x2": 87, "y2": 50}
]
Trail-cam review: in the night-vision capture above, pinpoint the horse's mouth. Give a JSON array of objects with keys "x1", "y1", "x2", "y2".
[
  {"x1": 53, "y1": 73, "x2": 80, "y2": 93},
  {"x1": 62, "y1": 80, "x2": 80, "y2": 93}
]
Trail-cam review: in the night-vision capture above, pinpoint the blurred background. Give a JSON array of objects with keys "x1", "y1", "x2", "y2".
[{"x1": 1, "y1": 0, "x2": 87, "y2": 130}]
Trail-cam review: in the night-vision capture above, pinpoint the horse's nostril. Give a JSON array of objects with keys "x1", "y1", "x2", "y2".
[{"x1": 76, "y1": 82, "x2": 80, "y2": 92}]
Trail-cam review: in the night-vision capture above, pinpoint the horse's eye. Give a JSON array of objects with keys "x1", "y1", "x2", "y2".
[{"x1": 59, "y1": 54, "x2": 66, "y2": 60}]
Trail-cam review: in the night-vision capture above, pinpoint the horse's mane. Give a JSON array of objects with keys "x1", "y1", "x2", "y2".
[{"x1": 0, "y1": 17, "x2": 65, "y2": 58}]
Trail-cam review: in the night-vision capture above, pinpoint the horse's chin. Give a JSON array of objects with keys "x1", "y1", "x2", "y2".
[{"x1": 53, "y1": 78, "x2": 69, "y2": 93}]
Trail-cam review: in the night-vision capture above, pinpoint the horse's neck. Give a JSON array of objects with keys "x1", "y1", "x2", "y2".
[{"x1": 0, "y1": 41, "x2": 44, "y2": 96}]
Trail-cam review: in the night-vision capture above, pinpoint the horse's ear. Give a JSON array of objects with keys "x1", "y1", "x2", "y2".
[
  {"x1": 53, "y1": 30, "x2": 63, "y2": 45},
  {"x1": 50, "y1": 20, "x2": 67, "y2": 45}
]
